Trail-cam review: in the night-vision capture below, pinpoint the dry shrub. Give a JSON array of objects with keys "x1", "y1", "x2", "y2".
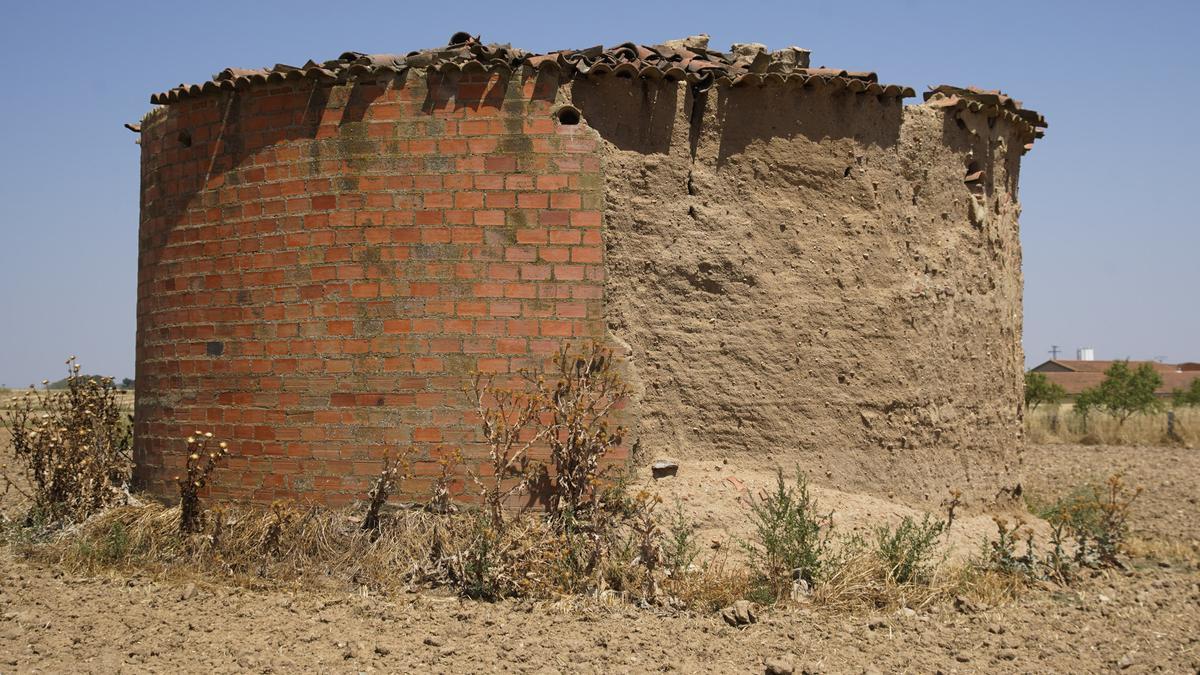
[
  {"x1": 469, "y1": 375, "x2": 547, "y2": 525},
  {"x1": 662, "y1": 553, "x2": 753, "y2": 612},
  {"x1": 810, "y1": 545, "x2": 942, "y2": 612},
  {"x1": 444, "y1": 341, "x2": 651, "y2": 602},
  {"x1": 1, "y1": 358, "x2": 132, "y2": 523},
  {"x1": 361, "y1": 450, "x2": 411, "y2": 531},
  {"x1": 439, "y1": 510, "x2": 565, "y2": 600},
  {"x1": 531, "y1": 342, "x2": 626, "y2": 524},
  {"x1": 39, "y1": 341, "x2": 642, "y2": 604},
  {"x1": 811, "y1": 542, "x2": 1030, "y2": 613},
  {"x1": 428, "y1": 449, "x2": 462, "y2": 515},
  {"x1": 176, "y1": 432, "x2": 229, "y2": 533},
  {"x1": 945, "y1": 564, "x2": 1027, "y2": 608},
  {"x1": 1124, "y1": 536, "x2": 1200, "y2": 565}
]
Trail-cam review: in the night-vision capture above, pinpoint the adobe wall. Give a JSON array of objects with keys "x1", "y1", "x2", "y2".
[
  {"x1": 574, "y1": 79, "x2": 1027, "y2": 505},
  {"x1": 135, "y1": 71, "x2": 608, "y2": 504}
]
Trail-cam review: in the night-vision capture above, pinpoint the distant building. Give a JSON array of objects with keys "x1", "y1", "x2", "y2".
[{"x1": 1029, "y1": 359, "x2": 1200, "y2": 397}]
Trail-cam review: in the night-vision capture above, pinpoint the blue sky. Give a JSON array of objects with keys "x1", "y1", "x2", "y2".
[{"x1": 0, "y1": 0, "x2": 1197, "y2": 385}]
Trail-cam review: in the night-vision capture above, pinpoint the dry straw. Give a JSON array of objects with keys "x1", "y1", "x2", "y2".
[{"x1": 1026, "y1": 403, "x2": 1200, "y2": 446}]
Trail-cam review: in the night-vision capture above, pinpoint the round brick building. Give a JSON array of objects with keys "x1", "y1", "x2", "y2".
[{"x1": 134, "y1": 34, "x2": 1044, "y2": 505}]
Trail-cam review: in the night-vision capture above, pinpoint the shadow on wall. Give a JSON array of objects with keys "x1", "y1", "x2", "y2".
[
  {"x1": 570, "y1": 77, "x2": 678, "y2": 154},
  {"x1": 147, "y1": 67, "x2": 567, "y2": 233},
  {"x1": 711, "y1": 86, "x2": 903, "y2": 165},
  {"x1": 141, "y1": 80, "x2": 332, "y2": 253},
  {"x1": 936, "y1": 111, "x2": 1026, "y2": 227},
  {"x1": 570, "y1": 77, "x2": 905, "y2": 162},
  {"x1": 421, "y1": 68, "x2": 559, "y2": 115}
]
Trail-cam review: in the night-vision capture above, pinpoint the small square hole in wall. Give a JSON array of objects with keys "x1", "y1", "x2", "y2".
[{"x1": 206, "y1": 341, "x2": 224, "y2": 356}]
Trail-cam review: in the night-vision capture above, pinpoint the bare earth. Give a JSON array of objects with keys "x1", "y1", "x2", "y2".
[{"x1": 3, "y1": 443, "x2": 1199, "y2": 673}]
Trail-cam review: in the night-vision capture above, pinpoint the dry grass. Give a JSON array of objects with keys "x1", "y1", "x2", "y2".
[
  {"x1": 809, "y1": 546, "x2": 942, "y2": 612},
  {"x1": 0, "y1": 388, "x2": 134, "y2": 412},
  {"x1": 661, "y1": 554, "x2": 755, "y2": 612},
  {"x1": 4, "y1": 495, "x2": 1042, "y2": 617},
  {"x1": 806, "y1": 542, "x2": 1026, "y2": 613},
  {"x1": 11, "y1": 496, "x2": 682, "y2": 605},
  {"x1": 1125, "y1": 536, "x2": 1200, "y2": 565},
  {"x1": 1025, "y1": 403, "x2": 1200, "y2": 446},
  {"x1": 20, "y1": 501, "x2": 445, "y2": 593}
]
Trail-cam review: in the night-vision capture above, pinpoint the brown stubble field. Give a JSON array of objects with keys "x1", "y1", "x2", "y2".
[{"x1": 1, "y1": 392, "x2": 1198, "y2": 672}]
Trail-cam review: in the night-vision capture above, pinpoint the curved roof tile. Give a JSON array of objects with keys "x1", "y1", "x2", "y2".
[
  {"x1": 924, "y1": 84, "x2": 1047, "y2": 150},
  {"x1": 149, "y1": 33, "x2": 917, "y2": 105}
]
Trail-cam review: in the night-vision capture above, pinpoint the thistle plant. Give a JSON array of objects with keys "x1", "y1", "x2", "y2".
[
  {"x1": 176, "y1": 432, "x2": 229, "y2": 534},
  {"x1": 470, "y1": 376, "x2": 549, "y2": 528},
  {"x1": 362, "y1": 450, "x2": 411, "y2": 532},
  {"x1": 528, "y1": 342, "x2": 627, "y2": 526},
  {"x1": 1, "y1": 357, "x2": 132, "y2": 522}
]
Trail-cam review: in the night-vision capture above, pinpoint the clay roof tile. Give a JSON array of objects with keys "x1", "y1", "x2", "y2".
[
  {"x1": 149, "y1": 34, "x2": 926, "y2": 106},
  {"x1": 924, "y1": 84, "x2": 1046, "y2": 150}
]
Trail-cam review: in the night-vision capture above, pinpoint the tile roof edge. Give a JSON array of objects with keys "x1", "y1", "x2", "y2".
[
  {"x1": 923, "y1": 84, "x2": 1047, "y2": 151},
  {"x1": 147, "y1": 33, "x2": 918, "y2": 106}
]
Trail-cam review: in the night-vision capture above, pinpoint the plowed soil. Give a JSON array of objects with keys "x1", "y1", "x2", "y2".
[{"x1": 2, "y1": 443, "x2": 1198, "y2": 673}]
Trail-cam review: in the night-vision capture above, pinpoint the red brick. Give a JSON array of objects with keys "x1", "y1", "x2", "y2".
[
  {"x1": 571, "y1": 247, "x2": 603, "y2": 264},
  {"x1": 135, "y1": 77, "x2": 611, "y2": 507}
]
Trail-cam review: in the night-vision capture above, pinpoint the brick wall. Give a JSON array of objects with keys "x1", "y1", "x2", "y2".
[{"x1": 135, "y1": 69, "x2": 607, "y2": 505}]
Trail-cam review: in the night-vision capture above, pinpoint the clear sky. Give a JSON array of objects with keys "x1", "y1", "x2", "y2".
[{"x1": 1, "y1": 0, "x2": 1196, "y2": 386}]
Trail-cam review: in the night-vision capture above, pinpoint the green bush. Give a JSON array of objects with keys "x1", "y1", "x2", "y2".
[
  {"x1": 1033, "y1": 474, "x2": 1140, "y2": 566},
  {"x1": 1172, "y1": 378, "x2": 1200, "y2": 407},
  {"x1": 662, "y1": 499, "x2": 699, "y2": 577},
  {"x1": 874, "y1": 514, "x2": 945, "y2": 584},
  {"x1": 744, "y1": 467, "x2": 832, "y2": 591}
]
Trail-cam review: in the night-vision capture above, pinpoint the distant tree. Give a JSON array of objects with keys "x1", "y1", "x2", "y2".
[
  {"x1": 1172, "y1": 378, "x2": 1200, "y2": 407},
  {"x1": 1024, "y1": 372, "x2": 1066, "y2": 410},
  {"x1": 1074, "y1": 361, "x2": 1163, "y2": 427},
  {"x1": 121, "y1": 378, "x2": 135, "y2": 390},
  {"x1": 47, "y1": 375, "x2": 111, "y2": 390}
]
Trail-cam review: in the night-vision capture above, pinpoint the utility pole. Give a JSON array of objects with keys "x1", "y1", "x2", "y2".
[{"x1": 1049, "y1": 345, "x2": 1061, "y2": 360}]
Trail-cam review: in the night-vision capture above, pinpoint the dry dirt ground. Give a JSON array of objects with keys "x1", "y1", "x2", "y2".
[{"x1": 2, "y1": 443, "x2": 1199, "y2": 673}]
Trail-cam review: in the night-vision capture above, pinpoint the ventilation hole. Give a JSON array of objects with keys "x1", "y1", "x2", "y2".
[
  {"x1": 177, "y1": 130, "x2": 192, "y2": 147},
  {"x1": 555, "y1": 106, "x2": 581, "y2": 126},
  {"x1": 843, "y1": 166, "x2": 852, "y2": 178},
  {"x1": 206, "y1": 341, "x2": 224, "y2": 357},
  {"x1": 964, "y1": 161, "x2": 984, "y2": 184},
  {"x1": 449, "y1": 31, "x2": 473, "y2": 46}
]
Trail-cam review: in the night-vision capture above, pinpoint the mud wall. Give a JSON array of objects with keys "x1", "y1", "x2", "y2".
[{"x1": 571, "y1": 79, "x2": 1026, "y2": 505}]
